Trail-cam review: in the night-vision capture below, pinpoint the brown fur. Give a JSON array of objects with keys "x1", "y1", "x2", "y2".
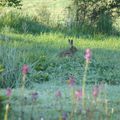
[{"x1": 59, "y1": 39, "x2": 77, "y2": 57}]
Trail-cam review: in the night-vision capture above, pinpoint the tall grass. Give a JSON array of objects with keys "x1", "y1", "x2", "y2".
[
  {"x1": 0, "y1": 32, "x2": 120, "y2": 88},
  {"x1": 0, "y1": 1, "x2": 120, "y2": 119}
]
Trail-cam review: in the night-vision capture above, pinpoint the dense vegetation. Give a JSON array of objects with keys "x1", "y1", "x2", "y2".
[
  {"x1": 0, "y1": 33, "x2": 120, "y2": 88},
  {"x1": 0, "y1": 0, "x2": 22, "y2": 7},
  {"x1": 0, "y1": 0, "x2": 120, "y2": 120},
  {"x1": 69, "y1": 0, "x2": 120, "y2": 34}
]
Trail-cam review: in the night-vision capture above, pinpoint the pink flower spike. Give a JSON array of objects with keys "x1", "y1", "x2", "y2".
[
  {"x1": 92, "y1": 85, "x2": 99, "y2": 99},
  {"x1": 85, "y1": 48, "x2": 91, "y2": 62},
  {"x1": 55, "y1": 90, "x2": 62, "y2": 98},
  {"x1": 22, "y1": 64, "x2": 29, "y2": 75},
  {"x1": 6, "y1": 88, "x2": 12, "y2": 97},
  {"x1": 75, "y1": 89, "x2": 82, "y2": 100},
  {"x1": 86, "y1": 48, "x2": 91, "y2": 53}
]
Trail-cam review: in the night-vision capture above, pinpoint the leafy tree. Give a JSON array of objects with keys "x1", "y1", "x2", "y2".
[
  {"x1": 67, "y1": 0, "x2": 120, "y2": 34},
  {"x1": 0, "y1": 0, "x2": 22, "y2": 7}
]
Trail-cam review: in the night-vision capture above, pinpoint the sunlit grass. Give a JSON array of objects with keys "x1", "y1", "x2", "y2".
[
  {"x1": 1, "y1": 32, "x2": 120, "y2": 49},
  {"x1": 0, "y1": 32, "x2": 120, "y2": 86}
]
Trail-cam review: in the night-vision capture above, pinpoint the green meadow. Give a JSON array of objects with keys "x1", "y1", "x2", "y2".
[{"x1": 0, "y1": 0, "x2": 120, "y2": 120}]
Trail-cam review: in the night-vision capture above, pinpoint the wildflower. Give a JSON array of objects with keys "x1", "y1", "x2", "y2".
[
  {"x1": 6, "y1": 88, "x2": 12, "y2": 97},
  {"x1": 22, "y1": 64, "x2": 29, "y2": 75},
  {"x1": 75, "y1": 89, "x2": 82, "y2": 100},
  {"x1": 82, "y1": 48, "x2": 91, "y2": 109},
  {"x1": 92, "y1": 85, "x2": 99, "y2": 99},
  {"x1": 67, "y1": 76, "x2": 75, "y2": 87},
  {"x1": 55, "y1": 90, "x2": 62, "y2": 98},
  {"x1": 84, "y1": 48, "x2": 91, "y2": 62},
  {"x1": 78, "y1": 108, "x2": 82, "y2": 115},
  {"x1": 31, "y1": 92, "x2": 38, "y2": 101},
  {"x1": 62, "y1": 112, "x2": 68, "y2": 120}
]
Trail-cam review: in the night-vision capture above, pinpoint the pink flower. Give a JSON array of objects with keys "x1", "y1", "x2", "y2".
[
  {"x1": 22, "y1": 64, "x2": 29, "y2": 75},
  {"x1": 92, "y1": 85, "x2": 99, "y2": 99},
  {"x1": 6, "y1": 88, "x2": 12, "y2": 97},
  {"x1": 55, "y1": 90, "x2": 62, "y2": 98},
  {"x1": 75, "y1": 89, "x2": 82, "y2": 100},
  {"x1": 85, "y1": 48, "x2": 91, "y2": 62},
  {"x1": 67, "y1": 76, "x2": 75, "y2": 87}
]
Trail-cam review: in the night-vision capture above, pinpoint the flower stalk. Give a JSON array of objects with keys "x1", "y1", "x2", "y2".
[
  {"x1": 4, "y1": 88, "x2": 12, "y2": 120},
  {"x1": 82, "y1": 49, "x2": 91, "y2": 110},
  {"x1": 19, "y1": 64, "x2": 29, "y2": 120},
  {"x1": 4, "y1": 103, "x2": 9, "y2": 120}
]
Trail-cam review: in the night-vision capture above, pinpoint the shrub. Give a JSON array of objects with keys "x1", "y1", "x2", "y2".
[{"x1": 0, "y1": 11, "x2": 51, "y2": 34}]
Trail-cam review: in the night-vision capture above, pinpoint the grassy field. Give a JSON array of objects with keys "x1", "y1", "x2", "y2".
[
  {"x1": 0, "y1": 0, "x2": 120, "y2": 119},
  {"x1": 0, "y1": 83, "x2": 120, "y2": 119},
  {"x1": 0, "y1": 33, "x2": 120, "y2": 86},
  {"x1": 0, "y1": 32, "x2": 120, "y2": 119}
]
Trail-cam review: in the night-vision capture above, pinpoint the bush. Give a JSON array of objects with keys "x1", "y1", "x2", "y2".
[
  {"x1": 0, "y1": 11, "x2": 51, "y2": 34},
  {"x1": 97, "y1": 13, "x2": 113, "y2": 34}
]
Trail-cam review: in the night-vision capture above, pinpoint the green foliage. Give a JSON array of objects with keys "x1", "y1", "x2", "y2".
[
  {"x1": 0, "y1": 95, "x2": 6, "y2": 118},
  {"x1": 0, "y1": 11, "x2": 51, "y2": 34},
  {"x1": 0, "y1": 0, "x2": 22, "y2": 7},
  {"x1": 0, "y1": 33, "x2": 120, "y2": 88},
  {"x1": 0, "y1": 64, "x2": 5, "y2": 73},
  {"x1": 0, "y1": 1, "x2": 120, "y2": 119},
  {"x1": 0, "y1": 45, "x2": 22, "y2": 88},
  {"x1": 97, "y1": 13, "x2": 113, "y2": 34},
  {"x1": 67, "y1": 0, "x2": 120, "y2": 34},
  {"x1": 0, "y1": 0, "x2": 120, "y2": 88},
  {"x1": 0, "y1": 0, "x2": 120, "y2": 35}
]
